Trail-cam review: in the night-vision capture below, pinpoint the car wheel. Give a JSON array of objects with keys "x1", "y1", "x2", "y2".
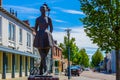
[{"x1": 78, "y1": 74, "x2": 80, "y2": 76}]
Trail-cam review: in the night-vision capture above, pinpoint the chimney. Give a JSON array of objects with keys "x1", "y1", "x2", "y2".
[
  {"x1": 54, "y1": 40, "x2": 57, "y2": 45},
  {"x1": 31, "y1": 27, "x2": 36, "y2": 35},
  {"x1": 23, "y1": 20, "x2": 30, "y2": 26},
  {"x1": 0, "y1": 0, "x2": 2, "y2": 7}
]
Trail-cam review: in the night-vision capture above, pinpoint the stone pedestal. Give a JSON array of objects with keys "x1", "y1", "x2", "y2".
[{"x1": 28, "y1": 75, "x2": 59, "y2": 80}]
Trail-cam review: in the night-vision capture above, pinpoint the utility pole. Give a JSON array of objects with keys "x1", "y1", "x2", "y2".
[{"x1": 65, "y1": 28, "x2": 71, "y2": 80}]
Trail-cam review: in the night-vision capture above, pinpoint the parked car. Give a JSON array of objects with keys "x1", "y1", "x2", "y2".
[
  {"x1": 93, "y1": 67, "x2": 100, "y2": 72},
  {"x1": 65, "y1": 65, "x2": 81, "y2": 76},
  {"x1": 84, "y1": 68, "x2": 90, "y2": 71}
]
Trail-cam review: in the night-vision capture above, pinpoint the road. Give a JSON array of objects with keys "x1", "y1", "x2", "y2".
[{"x1": 59, "y1": 70, "x2": 116, "y2": 80}]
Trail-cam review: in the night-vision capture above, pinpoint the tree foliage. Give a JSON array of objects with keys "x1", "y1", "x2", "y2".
[
  {"x1": 79, "y1": 48, "x2": 89, "y2": 67},
  {"x1": 72, "y1": 51, "x2": 81, "y2": 65},
  {"x1": 79, "y1": 0, "x2": 120, "y2": 52},
  {"x1": 59, "y1": 36, "x2": 89, "y2": 67},
  {"x1": 91, "y1": 49, "x2": 104, "y2": 67},
  {"x1": 59, "y1": 36, "x2": 79, "y2": 63}
]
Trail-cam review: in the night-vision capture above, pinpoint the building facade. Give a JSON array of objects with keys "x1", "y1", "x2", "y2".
[
  {"x1": 0, "y1": 5, "x2": 39, "y2": 79},
  {"x1": 52, "y1": 44, "x2": 62, "y2": 75}
]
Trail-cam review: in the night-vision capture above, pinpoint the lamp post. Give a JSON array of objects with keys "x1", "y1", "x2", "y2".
[{"x1": 65, "y1": 28, "x2": 71, "y2": 80}]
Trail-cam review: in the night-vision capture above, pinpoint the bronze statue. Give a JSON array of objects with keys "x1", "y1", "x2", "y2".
[{"x1": 33, "y1": 3, "x2": 54, "y2": 75}]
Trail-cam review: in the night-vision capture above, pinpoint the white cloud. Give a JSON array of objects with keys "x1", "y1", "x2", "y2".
[
  {"x1": 62, "y1": 9, "x2": 84, "y2": 15},
  {"x1": 52, "y1": 26, "x2": 98, "y2": 49},
  {"x1": 53, "y1": 7, "x2": 84, "y2": 15},
  {"x1": 53, "y1": 19, "x2": 67, "y2": 23},
  {"x1": 28, "y1": 16, "x2": 36, "y2": 19},
  {"x1": 4, "y1": 5, "x2": 39, "y2": 14},
  {"x1": 50, "y1": 11, "x2": 57, "y2": 14}
]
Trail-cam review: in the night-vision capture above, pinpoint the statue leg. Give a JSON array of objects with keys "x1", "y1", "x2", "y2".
[
  {"x1": 39, "y1": 60, "x2": 43, "y2": 75},
  {"x1": 38, "y1": 49, "x2": 49, "y2": 75},
  {"x1": 43, "y1": 49, "x2": 49, "y2": 73},
  {"x1": 38, "y1": 49, "x2": 43, "y2": 75}
]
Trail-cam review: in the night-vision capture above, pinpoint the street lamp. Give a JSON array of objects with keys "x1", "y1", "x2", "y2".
[{"x1": 65, "y1": 28, "x2": 71, "y2": 80}]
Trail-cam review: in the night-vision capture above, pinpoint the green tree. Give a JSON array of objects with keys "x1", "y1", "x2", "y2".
[
  {"x1": 91, "y1": 49, "x2": 104, "y2": 67},
  {"x1": 79, "y1": 0, "x2": 120, "y2": 79},
  {"x1": 72, "y1": 50, "x2": 81, "y2": 65},
  {"x1": 59, "y1": 36, "x2": 79, "y2": 63},
  {"x1": 79, "y1": 48, "x2": 89, "y2": 67}
]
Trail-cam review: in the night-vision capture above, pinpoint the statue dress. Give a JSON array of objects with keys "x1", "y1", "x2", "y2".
[{"x1": 33, "y1": 16, "x2": 54, "y2": 49}]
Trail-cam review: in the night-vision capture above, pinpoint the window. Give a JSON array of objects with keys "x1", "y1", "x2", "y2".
[
  {"x1": 19, "y1": 28, "x2": 22, "y2": 43},
  {"x1": 27, "y1": 33, "x2": 31, "y2": 47},
  {"x1": 8, "y1": 23, "x2": 15, "y2": 41}
]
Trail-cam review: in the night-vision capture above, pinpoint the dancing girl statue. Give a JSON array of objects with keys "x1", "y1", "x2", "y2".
[{"x1": 33, "y1": 3, "x2": 54, "y2": 76}]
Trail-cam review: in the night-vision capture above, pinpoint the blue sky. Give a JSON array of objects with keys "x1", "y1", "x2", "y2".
[{"x1": 2, "y1": 0, "x2": 104, "y2": 57}]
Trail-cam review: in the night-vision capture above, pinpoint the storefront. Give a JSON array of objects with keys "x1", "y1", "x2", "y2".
[{"x1": 0, "y1": 46, "x2": 38, "y2": 79}]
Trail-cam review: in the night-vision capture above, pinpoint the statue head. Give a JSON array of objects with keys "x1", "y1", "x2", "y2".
[{"x1": 40, "y1": 3, "x2": 50, "y2": 14}]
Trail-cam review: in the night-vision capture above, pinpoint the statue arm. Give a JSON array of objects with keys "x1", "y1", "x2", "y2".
[
  {"x1": 49, "y1": 18, "x2": 53, "y2": 33},
  {"x1": 35, "y1": 18, "x2": 38, "y2": 33}
]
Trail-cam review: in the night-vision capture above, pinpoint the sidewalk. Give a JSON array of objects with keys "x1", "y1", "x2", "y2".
[
  {"x1": 0, "y1": 75, "x2": 70, "y2": 80},
  {"x1": 56, "y1": 75, "x2": 73, "y2": 80},
  {"x1": 80, "y1": 71, "x2": 116, "y2": 80},
  {"x1": 51, "y1": 73, "x2": 73, "y2": 80},
  {"x1": 0, "y1": 77, "x2": 27, "y2": 80}
]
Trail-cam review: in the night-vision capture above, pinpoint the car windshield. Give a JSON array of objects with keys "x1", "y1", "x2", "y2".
[{"x1": 68, "y1": 65, "x2": 80, "y2": 69}]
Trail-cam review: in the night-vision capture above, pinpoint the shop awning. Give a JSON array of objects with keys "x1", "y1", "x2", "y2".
[{"x1": 0, "y1": 46, "x2": 39, "y2": 58}]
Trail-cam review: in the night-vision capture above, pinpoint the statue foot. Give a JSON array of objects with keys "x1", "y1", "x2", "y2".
[
  {"x1": 42, "y1": 71, "x2": 49, "y2": 76},
  {"x1": 39, "y1": 72, "x2": 43, "y2": 75}
]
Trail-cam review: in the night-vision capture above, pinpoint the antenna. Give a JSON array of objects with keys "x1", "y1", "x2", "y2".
[
  {"x1": 15, "y1": 11, "x2": 17, "y2": 17},
  {"x1": 10, "y1": 8, "x2": 12, "y2": 14},
  {"x1": 12, "y1": 9, "x2": 14, "y2": 15}
]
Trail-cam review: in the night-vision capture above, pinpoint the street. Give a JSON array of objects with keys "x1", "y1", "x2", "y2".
[
  {"x1": 80, "y1": 71, "x2": 115, "y2": 80},
  {"x1": 59, "y1": 70, "x2": 116, "y2": 80}
]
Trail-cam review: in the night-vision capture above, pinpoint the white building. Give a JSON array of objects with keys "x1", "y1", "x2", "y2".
[{"x1": 0, "y1": 1, "x2": 39, "y2": 79}]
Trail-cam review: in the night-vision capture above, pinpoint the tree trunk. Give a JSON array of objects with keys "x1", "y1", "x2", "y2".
[{"x1": 115, "y1": 49, "x2": 120, "y2": 80}]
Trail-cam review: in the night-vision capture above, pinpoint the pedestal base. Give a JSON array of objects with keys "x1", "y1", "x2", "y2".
[{"x1": 28, "y1": 75, "x2": 59, "y2": 80}]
